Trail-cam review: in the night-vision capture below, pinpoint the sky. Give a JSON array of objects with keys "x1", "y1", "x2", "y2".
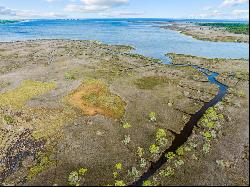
[{"x1": 0, "y1": 0, "x2": 249, "y2": 20}]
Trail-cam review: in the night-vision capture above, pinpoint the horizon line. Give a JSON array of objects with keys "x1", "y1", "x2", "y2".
[{"x1": 3, "y1": 17, "x2": 249, "y2": 21}]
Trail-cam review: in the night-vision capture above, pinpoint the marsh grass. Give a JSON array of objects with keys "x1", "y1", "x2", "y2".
[
  {"x1": 134, "y1": 76, "x2": 171, "y2": 90},
  {"x1": 0, "y1": 80, "x2": 56, "y2": 108},
  {"x1": 64, "y1": 72, "x2": 76, "y2": 80},
  {"x1": 3, "y1": 115, "x2": 14, "y2": 124}
]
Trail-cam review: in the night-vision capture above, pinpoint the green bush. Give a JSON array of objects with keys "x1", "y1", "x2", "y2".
[
  {"x1": 149, "y1": 144, "x2": 160, "y2": 154},
  {"x1": 176, "y1": 146, "x2": 184, "y2": 156},
  {"x1": 115, "y1": 180, "x2": 126, "y2": 186},
  {"x1": 165, "y1": 152, "x2": 176, "y2": 160},
  {"x1": 143, "y1": 180, "x2": 152, "y2": 186},
  {"x1": 159, "y1": 166, "x2": 175, "y2": 177},
  {"x1": 149, "y1": 112, "x2": 157, "y2": 122},
  {"x1": 3, "y1": 115, "x2": 14, "y2": 124}
]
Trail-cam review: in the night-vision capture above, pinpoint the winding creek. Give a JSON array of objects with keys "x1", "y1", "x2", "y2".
[{"x1": 131, "y1": 62, "x2": 228, "y2": 186}]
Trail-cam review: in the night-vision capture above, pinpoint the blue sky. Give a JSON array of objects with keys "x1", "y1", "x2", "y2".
[{"x1": 0, "y1": 0, "x2": 249, "y2": 20}]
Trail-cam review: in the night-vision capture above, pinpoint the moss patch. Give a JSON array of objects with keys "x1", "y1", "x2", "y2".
[
  {"x1": 68, "y1": 80, "x2": 126, "y2": 119},
  {"x1": 134, "y1": 76, "x2": 172, "y2": 90},
  {"x1": 27, "y1": 152, "x2": 55, "y2": 181},
  {"x1": 0, "y1": 80, "x2": 56, "y2": 108}
]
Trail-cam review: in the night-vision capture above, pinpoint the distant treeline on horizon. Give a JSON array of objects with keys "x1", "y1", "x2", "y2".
[{"x1": 198, "y1": 22, "x2": 249, "y2": 35}]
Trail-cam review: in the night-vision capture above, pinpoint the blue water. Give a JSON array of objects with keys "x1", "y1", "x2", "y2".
[{"x1": 0, "y1": 19, "x2": 249, "y2": 61}]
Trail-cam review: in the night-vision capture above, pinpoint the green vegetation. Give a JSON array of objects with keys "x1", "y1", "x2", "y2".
[
  {"x1": 115, "y1": 163, "x2": 123, "y2": 170},
  {"x1": 78, "y1": 168, "x2": 88, "y2": 176},
  {"x1": 128, "y1": 167, "x2": 140, "y2": 179},
  {"x1": 113, "y1": 171, "x2": 119, "y2": 179},
  {"x1": 0, "y1": 20, "x2": 19, "y2": 24},
  {"x1": 134, "y1": 76, "x2": 171, "y2": 90},
  {"x1": 122, "y1": 122, "x2": 132, "y2": 129},
  {"x1": 159, "y1": 166, "x2": 175, "y2": 177},
  {"x1": 202, "y1": 131, "x2": 213, "y2": 141},
  {"x1": 216, "y1": 160, "x2": 231, "y2": 168},
  {"x1": 0, "y1": 80, "x2": 56, "y2": 108},
  {"x1": 149, "y1": 144, "x2": 160, "y2": 154},
  {"x1": 176, "y1": 146, "x2": 185, "y2": 156},
  {"x1": 68, "y1": 168, "x2": 88, "y2": 186},
  {"x1": 64, "y1": 72, "x2": 76, "y2": 80},
  {"x1": 143, "y1": 180, "x2": 152, "y2": 186},
  {"x1": 199, "y1": 23, "x2": 249, "y2": 35},
  {"x1": 156, "y1": 128, "x2": 168, "y2": 146},
  {"x1": 184, "y1": 146, "x2": 192, "y2": 152},
  {"x1": 113, "y1": 45, "x2": 135, "y2": 52},
  {"x1": 200, "y1": 107, "x2": 220, "y2": 129},
  {"x1": 122, "y1": 135, "x2": 131, "y2": 145},
  {"x1": 27, "y1": 152, "x2": 54, "y2": 181},
  {"x1": 174, "y1": 159, "x2": 185, "y2": 167},
  {"x1": 156, "y1": 129, "x2": 167, "y2": 141},
  {"x1": 139, "y1": 158, "x2": 147, "y2": 168},
  {"x1": 114, "y1": 180, "x2": 126, "y2": 186},
  {"x1": 68, "y1": 171, "x2": 80, "y2": 186},
  {"x1": 149, "y1": 112, "x2": 157, "y2": 122},
  {"x1": 202, "y1": 143, "x2": 211, "y2": 154},
  {"x1": 137, "y1": 147, "x2": 145, "y2": 158},
  {"x1": 165, "y1": 152, "x2": 176, "y2": 160},
  {"x1": 235, "y1": 71, "x2": 249, "y2": 81},
  {"x1": 3, "y1": 115, "x2": 14, "y2": 124}
]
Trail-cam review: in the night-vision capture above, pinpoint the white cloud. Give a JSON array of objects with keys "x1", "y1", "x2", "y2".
[
  {"x1": 99, "y1": 10, "x2": 143, "y2": 17},
  {"x1": 0, "y1": 6, "x2": 66, "y2": 19},
  {"x1": 65, "y1": 4, "x2": 109, "y2": 13},
  {"x1": 81, "y1": 0, "x2": 128, "y2": 7},
  {"x1": 232, "y1": 9, "x2": 249, "y2": 19},
  {"x1": 0, "y1": 6, "x2": 16, "y2": 16},
  {"x1": 233, "y1": 9, "x2": 249, "y2": 14},
  {"x1": 220, "y1": 0, "x2": 249, "y2": 7},
  {"x1": 65, "y1": 0, "x2": 129, "y2": 13},
  {"x1": 45, "y1": 0, "x2": 63, "y2": 2},
  {"x1": 191, "y1": 10, "x2": 226, "y2": 19},
  {"x1": 189, "y1": 8, "x2": 249, "y2": 20}
]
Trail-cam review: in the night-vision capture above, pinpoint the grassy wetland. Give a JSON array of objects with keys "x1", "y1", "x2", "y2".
[{"x1": 0, "y1": 38, "x2": 249, "y2": 186}]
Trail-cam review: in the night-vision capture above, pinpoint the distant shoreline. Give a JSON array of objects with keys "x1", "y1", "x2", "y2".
[
  {"x1": 0, "y1": 20, "x2": 20, "y2": 24},
  {"x1": 0, "y1": 18, "x2": 248, "y2": 23}
]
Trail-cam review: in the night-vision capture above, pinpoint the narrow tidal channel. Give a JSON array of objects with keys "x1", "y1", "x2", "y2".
[{"x1": 131, "y1": 63, "x2": 228, "y2": 186}]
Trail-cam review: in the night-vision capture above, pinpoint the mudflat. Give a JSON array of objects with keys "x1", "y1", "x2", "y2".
[{"x1": 0, "y1": 40, "x2": 248, "y2": 186}]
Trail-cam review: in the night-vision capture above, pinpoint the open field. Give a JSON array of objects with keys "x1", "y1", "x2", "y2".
[{"x1": 0, "y1": 40, "x2": 248, "y2": 186}]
